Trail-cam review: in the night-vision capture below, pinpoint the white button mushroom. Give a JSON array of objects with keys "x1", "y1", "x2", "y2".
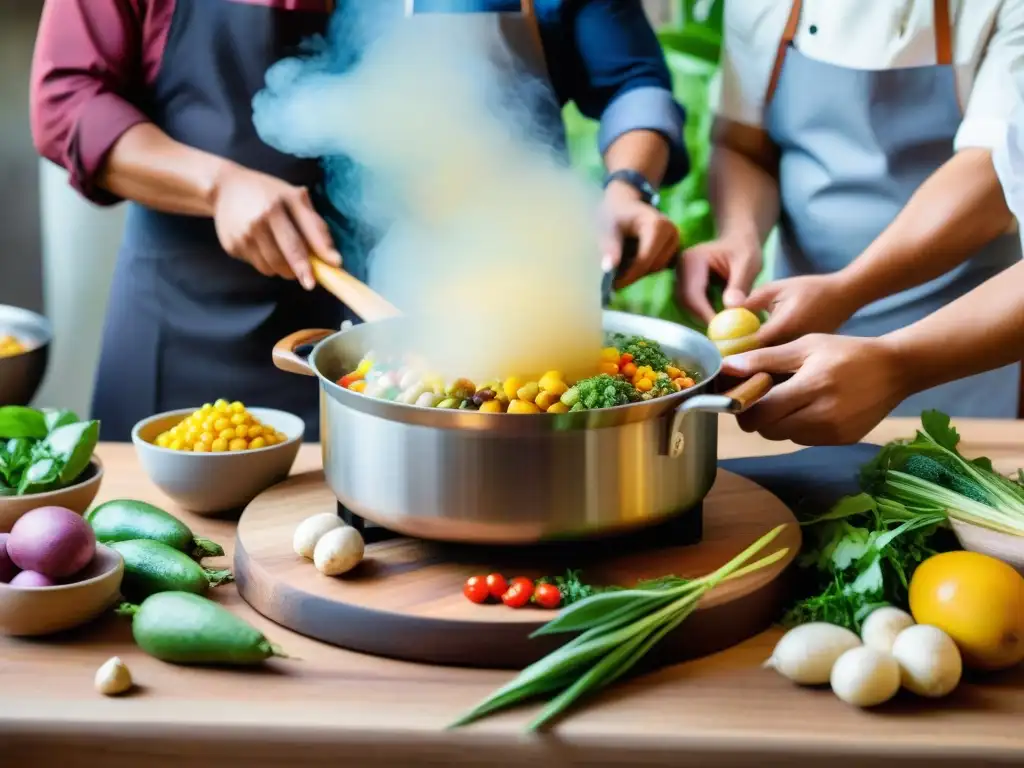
[
  {"x1": 94, "y1": 656, "x2": 133, "y2": 696},
  {"x1": 829, "y1": 646, "x2": 901, "y2": 708},
  {"x1": 764, "y1": 622, "x2": 862, "y2": 685},
  {"x1": 860, "y1": 606, "x2": 915, "y2": 653},
  {"x1": 891, "y1": 624, "x2": 963, "y2": 698},
  {"x1": 293, "y1": 512, "x2": 345, "y2": 560},
  {"x1": 313, "y1": 525, "x2": 365, "y2": 576}
]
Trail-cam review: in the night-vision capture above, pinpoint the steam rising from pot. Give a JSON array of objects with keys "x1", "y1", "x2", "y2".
[{"x1": 253, "y1": 4, "x2": 605, "y2": 382}]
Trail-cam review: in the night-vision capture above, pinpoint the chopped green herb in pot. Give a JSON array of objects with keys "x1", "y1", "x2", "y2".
[{"x1": 604, "y1": 334, "x2": 672, "y2": 372}]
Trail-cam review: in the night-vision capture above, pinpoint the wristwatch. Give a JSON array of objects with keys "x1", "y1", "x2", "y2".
[{"x1": 603, "y1": 169, "x2": 660, "y2": 207}]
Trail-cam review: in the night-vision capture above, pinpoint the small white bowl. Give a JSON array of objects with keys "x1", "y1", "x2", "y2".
[
  {"x1": 131, "y1": 407, "x2": 304, "y2": 516},
  {"x1": 0, "y1": 543, "x2": 124, "y2": 636}
]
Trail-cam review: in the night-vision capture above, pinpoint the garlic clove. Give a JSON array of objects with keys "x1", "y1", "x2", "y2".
[{"x1": 95, "y1": 656, "x2": 133, "y2": 696}]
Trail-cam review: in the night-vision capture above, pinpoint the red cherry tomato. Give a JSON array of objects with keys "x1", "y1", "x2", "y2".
[
  {"x1": 485, "y1": 573, "x2": 508, "y2": 601},
  {"x1": 533, "y1": 582, "x2": 561, "y2": 609},
  {"x1": 463, "y1": 575, "x2": 490, "y2": 604},
  {"x1": 501, "y1": 579, "x2": 534, "y2": 609}
]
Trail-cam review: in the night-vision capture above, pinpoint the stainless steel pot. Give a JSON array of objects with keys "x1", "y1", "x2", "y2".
[
  {"x1": 0, "y1": 305, "x2": 51, "y2": 407},
  {"x1": 273, "y1": 310, "x2": 770, "y2": 543}
]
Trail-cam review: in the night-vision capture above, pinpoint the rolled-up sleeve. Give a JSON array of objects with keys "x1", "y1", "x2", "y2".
[
  {"x1": 30, "y1": 0, "x2": 151, "y2": 205},
  {"x1": 956, "y1": 0, "x2": 1024, "y2": 152},
  {"x1": 567, "y1": 0, "x2": 688, "y2": 185}
]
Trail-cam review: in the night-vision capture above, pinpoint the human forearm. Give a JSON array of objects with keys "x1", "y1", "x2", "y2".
[
  {"x1": 603, "y1": 129, "x2": 670, "y2": 198},
  {"x1": 837, "y1": 148, "x2": 1014, "y2": 307},
  {"x1": 880, "y1": 259, "x2": 1024, "y2": 397},
  {"x1": 708, "y1": 120, "x2": 780, "y2": 249},
  {"x1": 97, "y1": 123, "x2": 233, "y2": 217}
]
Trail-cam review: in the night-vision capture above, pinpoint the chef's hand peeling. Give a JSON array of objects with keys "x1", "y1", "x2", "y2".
[
  {"x1": 722, "y1": 334, "x2": 909, "y2": 446},
  {"x1": 743, "y1": 274, "x2": 861, "y2": 347},
  {"x1": 212, "y1": 163, "x2": 342, "y2": 290}
]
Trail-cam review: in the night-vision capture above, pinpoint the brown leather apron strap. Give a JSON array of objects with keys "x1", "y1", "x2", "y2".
[
  {"x1": 934, "y1": 0, "x2": 953, "y2": 66},
  {"x1": 764, "y1": 0, "x2": 803, "y2": 110}
]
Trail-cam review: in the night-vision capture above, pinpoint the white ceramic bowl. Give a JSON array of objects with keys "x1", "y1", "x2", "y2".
[
  {"x1": 0, "y1": 543, "x2": 124, "y2": 636},
  {"x1": 131, "y1": 407, "x2": 304, "y2": 516}
]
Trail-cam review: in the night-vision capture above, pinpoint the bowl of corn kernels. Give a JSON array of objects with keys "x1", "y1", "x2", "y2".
[{"x1": 130, "y1": 401, "x2": 304, "y2": 516}]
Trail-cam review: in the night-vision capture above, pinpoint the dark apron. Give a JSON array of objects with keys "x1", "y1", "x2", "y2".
[{"x1": 91, "y1": 0, "x2": 343, "y2": 441}]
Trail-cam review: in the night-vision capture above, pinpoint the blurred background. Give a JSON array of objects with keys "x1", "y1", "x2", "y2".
[{"x1": 0, "y1": 0, "x2": 759, "y2": 416}]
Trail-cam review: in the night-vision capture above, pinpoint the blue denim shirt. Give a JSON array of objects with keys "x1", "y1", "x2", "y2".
[{"x1": 410, "y1": 0, "x2": 689, "y2": 185}]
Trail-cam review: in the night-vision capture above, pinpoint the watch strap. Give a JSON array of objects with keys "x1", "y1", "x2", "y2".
[{"x1": 603, "y1": 169, "x2": 660, "y2": 206}]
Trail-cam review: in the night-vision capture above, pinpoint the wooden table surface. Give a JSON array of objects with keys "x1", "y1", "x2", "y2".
[{"x1": 4, "y1": 417, "x2": 1024, "y2": 768}]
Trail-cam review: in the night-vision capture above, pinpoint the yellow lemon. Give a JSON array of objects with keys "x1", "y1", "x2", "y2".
[
  {"x1": 707, "y1": 308, "x2": 762, "y2": 357},
  {"x1": 909, "y1": 550, "x2": 1024, "y2": 671}
]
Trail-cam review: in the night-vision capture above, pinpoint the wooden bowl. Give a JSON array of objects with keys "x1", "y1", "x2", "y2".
[
  {"x1": 0, "y1": 543, "x2": 123, "y2": 636},
  {"x1": 950, "y1": 519, "x2": 1024, "y2": 571},
  {"x1": 131, "y1": 407, "x2": 304, "y2": 516},
  {"x1": 0, "y1": 457, "x2": 104, "y2": 534}
]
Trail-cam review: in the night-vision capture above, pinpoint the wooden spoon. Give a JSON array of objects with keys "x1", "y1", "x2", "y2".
[{"x1": 309, "y1": 256, "x2": 401, "y2": 323}]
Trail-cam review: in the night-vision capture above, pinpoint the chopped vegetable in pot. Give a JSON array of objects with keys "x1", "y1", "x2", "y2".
[{"x1": 335, "y1": 335, "x2": 700, "y2": 413}]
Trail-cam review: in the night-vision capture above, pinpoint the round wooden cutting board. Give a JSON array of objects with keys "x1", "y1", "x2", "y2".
[{"x1": 235, "y1": 470, "x2": 801, "y2": 669}]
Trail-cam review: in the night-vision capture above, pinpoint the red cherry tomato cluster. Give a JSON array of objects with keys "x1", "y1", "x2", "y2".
[{"x1": 462, "y1": 572, "x2": 562, "y2": 610}]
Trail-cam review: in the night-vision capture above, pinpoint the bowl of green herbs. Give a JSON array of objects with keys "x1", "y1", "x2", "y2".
[{"x1": 0, "y1": 406, "x2": 102, "y2": 532}]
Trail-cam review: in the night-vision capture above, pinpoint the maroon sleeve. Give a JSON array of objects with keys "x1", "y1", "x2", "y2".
[{"x1": 30, "y1": 0, "x2": 172, "y2": 205}]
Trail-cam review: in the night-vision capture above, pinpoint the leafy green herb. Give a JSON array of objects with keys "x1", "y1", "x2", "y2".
[
  {"x1": 604, "y1": 334, "x2": 672, "y2": 371},
  {"x1": 0, "y1": 407, "x2": 100, "y2": 496},
  {"x1": 452, "y1": 525, "x2": 789, "y2": 732}
]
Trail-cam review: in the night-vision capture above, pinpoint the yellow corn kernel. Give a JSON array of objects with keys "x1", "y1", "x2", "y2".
[
  {"x1": 212, "y1": 417, "x2": 229, "y2": 432},
  {"x1": 507, "y1": 399, "x2": 541, "y2": 414},
  {"x1": 635, "y1": 378, "x2": 653, "y2": 392},
  {"x1": 192, "y1": 442, "x2": 210, "y2": 452},
  {"x1": 234, "y1": 425, "x2": 249, "y2": 439},
  {"x1": 247, "y1": 424, "x2": 263, "y2": 438},
  {"x1": 199, "y1": 431, "x2": 215, "y2": 446},
  {"x1": 534, "y1": 391, "x2": 558, "y2": 411},
  {"x1": 600, "y1": 347, "x2": 620, "y2": 363},
  {"x1": 516, "y1": 381, "x2": 540, "y2": 403},
  {"x1": 214, "y1": 398, "x2": 229, "y2": 409},
  {"x1": 264, "y1": 434, "x2": 278, "y2": 446},
  {"x1": 230, "y1": 401, "x2": 245, "y2": 412},
  {"x1": 230, "y1": 413, "x2": 248, "y2": 426},
  {"x1": 228, "y1": 438, "x2": 248, "y2": 451},
  {"x1": 502, "y1": 376, "x2": 523, "y2": 400},
  {"x1": 478, "y1": 399, "x2": 503, "y2": 413},
  {"x1": 201, "y1": 403, "x2": 213, "y2": 411},
  {"x1": 211, "y1": 438, "x2": 228, "y2": 452},
  {"x1": 155, "y1": 433, "x2": 171, "y2": 448},
  {"x1": 598, "y1": 362, "x2": 620, "y2": 376},
  {"x1": 169, "y1": 439, "x2": 184, "y2": 451},
  {"x1": 218, "y1": 428, "x2": 236, "y2": 441},
  {"x1": 350, "y1": 380, "x2": 367, "y2": 393},
  {"x1": 249, "y1": 436, "x2": 267, "y2": 449},
  {"x1": 547, "y1": 402, "x2": 570, "y2": 414}
]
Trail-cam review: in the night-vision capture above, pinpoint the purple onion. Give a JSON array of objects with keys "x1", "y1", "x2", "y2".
[
  {"x1": 9, "y1": 570, "x2": 56, "y2": 588},
  {"x1": 8, "y1": 506, "x2": 96, "y2": 579}
]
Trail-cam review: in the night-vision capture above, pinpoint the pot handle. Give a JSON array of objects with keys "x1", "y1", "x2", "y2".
[
  {"x1": 660, "y1": 372, "x2": 774, "y2": 458},
  {"x1": 272, "y1": 328, "x2": 336, "y2": 377}
]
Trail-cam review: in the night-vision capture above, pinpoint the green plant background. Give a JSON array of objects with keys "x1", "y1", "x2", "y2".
[{"x1": 565, "y1": 1, "x2": 770, "y2": 331}]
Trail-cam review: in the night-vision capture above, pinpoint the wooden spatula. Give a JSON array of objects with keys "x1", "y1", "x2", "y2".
[{"x1": 309, "y1": 256, "x2": 401, "y2": 323}]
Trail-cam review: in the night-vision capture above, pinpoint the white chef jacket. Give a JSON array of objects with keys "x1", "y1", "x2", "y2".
[{"x1": 714, "y1": 0, "x2": 1024, "y2": 152}]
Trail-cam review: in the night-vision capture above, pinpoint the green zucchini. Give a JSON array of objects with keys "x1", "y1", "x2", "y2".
[
  {"x1": 86, "y1": 499, "x2": 223, "y2": 559},
  {"x1": 117, "y1": 592, "x2": 286, "y2": 666},
  {"x1": 110, "y1": 539, "x2": 232, "y2": 602}
]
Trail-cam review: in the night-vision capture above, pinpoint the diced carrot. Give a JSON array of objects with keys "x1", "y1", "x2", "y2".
[
  {"x1": 666, "y1": 366, "x2": 681, "y2": 379},
  {"x1": 350, "y1": 380, "x2": 367, "y2": 393},
  {"x1": 619, "y1": 352, "x2": 634, "y2": 364},
  {"x1": 598, "y1": 362, "x2": 620, "y2": 376},
  {"x1": 620, "y1": 362, "x2": 637, "y2": 378}
]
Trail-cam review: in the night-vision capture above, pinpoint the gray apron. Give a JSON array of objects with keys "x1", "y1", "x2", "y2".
[{"x1": 765, "y1": 0, "x2": 1022, "y2": 418}]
